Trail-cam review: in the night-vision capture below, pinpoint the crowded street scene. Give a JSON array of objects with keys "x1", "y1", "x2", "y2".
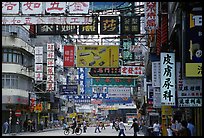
[{"x1": 2, "y1": 2, "x2": 202, "y2": 136}]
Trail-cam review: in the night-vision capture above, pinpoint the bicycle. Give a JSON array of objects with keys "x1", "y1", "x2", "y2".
[{"x1": 64, "y1": 124, "x2": 82, "y2": 135}]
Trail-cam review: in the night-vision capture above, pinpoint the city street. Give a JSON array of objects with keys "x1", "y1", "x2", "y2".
[{"x1": 2, "y1": 125, "x2": 144, "y2": 136}]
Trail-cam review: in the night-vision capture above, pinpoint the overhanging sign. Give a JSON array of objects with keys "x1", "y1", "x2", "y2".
[{"x1": 2, "y1": 16, "x2": 92, "y2": 25}]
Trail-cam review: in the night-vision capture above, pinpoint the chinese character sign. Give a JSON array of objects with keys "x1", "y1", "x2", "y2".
[
  {"x1": 68, "y1": 2, "x2": 89, "y2": 14},
  {"x1": 21, "y1": 2, "x2": 43, "y2": 14},
  {"x1": 160, "y1": 52, "x2": 175, "y2": 105},
  {"x1": 2, "y1": 2, "x2": 19, "y2": 14},
  {"x1": 64, "y1": 45, "x2": 75, "y2": 67},
  {"x1": 45, "y1": 2, "x2": 66, "y2": 14},
  {"x1": 100, "y1": 16, "x2": 119, "y2": 35},
  {"x1": 34, "y1": 47, "x2": 43, "y2": 81},
  {"x1": 79, "y1": 16, "x2": 98, "y2": 35},
  {"x1": 121, "y1": 66, "x2": 145, "y2": 76},
  {"x1": 78, "y1": 68, "x2": 85, "y2": 95},
  {"x1": 144, "y1": 2, "x2": 158, "y2": 45},
  {"x1": 120, "y1": 16, "x2": 140, "y2": 34},
  {"x1": 46, "y1": 43, "x2": 55, "y2": 91}
]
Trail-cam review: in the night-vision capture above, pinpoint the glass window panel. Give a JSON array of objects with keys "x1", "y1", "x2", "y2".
[
  {"x1": 3, "y1": 53, "x2": 8, "y2": 62},
  {"x1": 8, "y1": 53, "x2": 12, "y2": 62},
  {"x1": 13, "y1": 53, "x2": 17, "y2": 63},
  {"x1": 18, "y1": 54, "x2": 22, "y2": 65},
  {"x1": 6, "y1": 78, "x2": 10, "y2": 88},
  {"x1": 11, "y1": 79, "x2": 15, "y2": 88}
]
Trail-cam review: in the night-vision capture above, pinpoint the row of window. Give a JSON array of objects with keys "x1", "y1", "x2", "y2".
[
  {"x1": 2, "y1": 48, "x2": 34, "y2": 67},
  {"x1": 2, "y1": 73, "x2": 33, "y2": 91}
]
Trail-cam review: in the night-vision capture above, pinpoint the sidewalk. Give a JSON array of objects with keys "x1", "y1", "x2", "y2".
[{"x1": 2, "y1": 127, "x2": 62, "y2": 136}]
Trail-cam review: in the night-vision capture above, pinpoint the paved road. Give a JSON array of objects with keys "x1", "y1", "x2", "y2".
[{"x1": 2, "y1": 125, "x2": 144, "y2": 136}]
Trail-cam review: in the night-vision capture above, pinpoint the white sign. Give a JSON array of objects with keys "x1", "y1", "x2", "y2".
[
  {"x1": 21, "y1": 2, "x2": 43, "y2": 15},
  {"x1": 152, "y1": 61, "x2": 160, "y2": 87},
  {"x1": 121, "y1": 66, "x2": 145, "y2": 76},
  {"x1": 2, "y1": 2, "x2": 19, "y2": 14},
  {"x1": 35, "y1": 55, "x2": 43, "y2": 63},
  {"x1": 108, "y1": 87, "x2": 131, "y2": 97},
  {"x1": 2, "y1": 16, "x2": 92, "y2": 25},
  {"x1": 160, "y1": 52, "x2": 175, "y2": 106},
  {"x1": 46, "y1": 82, "x2": 55, "y2": 91},
  {"x1": 45, "y1": 2, "x2": 66, "y2": 14},
  {"x1": 68, "y1": 2, "x2": 89, "y2": 14},
  {"x1": 46, "y1": 43, "x2": 55, "y2": 91},
  {"x1": 34, "y1": 46, "x2": 43, "y2": 81},
  {"x1": 35, "y1": 64, "x2": 43, "y2": 72},
  {"x1": 35, "y1": 47, "x2": 43, "y2": 55},
  {"x1": 35, "y1": 73, "x2": 43, "y2": 81}
]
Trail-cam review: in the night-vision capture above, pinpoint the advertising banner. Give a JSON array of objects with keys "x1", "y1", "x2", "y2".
[
  {"x1": 76, "y1": 45, "x2": 119, "y2": 67},
  {"x1": 91, "y1": 78, "x2": 136, "y2": 86},
  {"x1": 64, "y1": 45, "x2": 75, "y2": 67}
]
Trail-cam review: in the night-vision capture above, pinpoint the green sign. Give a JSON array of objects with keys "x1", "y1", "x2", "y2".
[{"x1": 91, "y1": 78, "x2": 136, "y2": 86}]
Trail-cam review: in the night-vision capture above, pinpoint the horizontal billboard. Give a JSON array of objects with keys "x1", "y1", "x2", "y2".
[
  {"x1": 102, "y1": 97, "x2": 132, "y2": 105},
  {"x1": 91, "y1": 78, "x2": 136, "y2": 86},
  {"x1": 59, "y1": 85, "x2": 78, "y2": 95},
  {"x1": 108, "y1": 87, "x2": 131, "y2": 97},
  {"x1": 76, "y1": 45, "x2": 119, "y2": 67}
]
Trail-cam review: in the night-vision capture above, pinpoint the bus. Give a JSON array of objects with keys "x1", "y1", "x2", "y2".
[{"x1": 126, "y1": 113, "x2": 137, "y2": 125}]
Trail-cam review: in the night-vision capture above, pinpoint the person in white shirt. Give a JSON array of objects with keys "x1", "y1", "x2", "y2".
[
  {"x1": 152, "y1": 120, "x2": 160, "y2": 136},
  {"x1": 167, "y1": 125, "x2": 173, "y2": 136},
  {"x1": 118, "y1": 118, "x2": 126, "y2": 136}
]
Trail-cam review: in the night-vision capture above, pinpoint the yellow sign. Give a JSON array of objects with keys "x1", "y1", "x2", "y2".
[
  {"x1": 161, "y1": 106, "x2": 172, "y2": 115},
  {"x1": 76, "y1": 45, "x2": 119, "y2": 67},
  {"x1": 185, "y1": 63, "x2": 202, "y2": 77}
]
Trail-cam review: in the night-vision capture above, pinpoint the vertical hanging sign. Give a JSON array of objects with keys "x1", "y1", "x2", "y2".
[
  {"x1": 160, "y1": 53, "x2": 175, "y2": 106},
  {"x1": 46, "y1": 43, "x2": 55, "y2": 91},
  {"x1": 63, "y1": 45, "x2": 75, "y2": 67},
  {"x1": 78, "y1": 68, "x2": 85, "y2": 95},
  {"x1": 35, "y1": 47, "x2": 43, "y2": 81}
]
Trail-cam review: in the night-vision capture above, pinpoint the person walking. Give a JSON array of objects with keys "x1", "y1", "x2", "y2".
[
  {"x1": 118, "y1": 118, "x2": 126, "y2": 136},
  {"x1": 167, "y1": 124, "x2": 173, "y2": 136},
  {"x1": 187, "y1": 118, "x2": 196, "y2": 136},
  {"x1": 3, "y1": 121, "x2": 9, "y2": 134},
  {"x1": 152, "y1": 120, "x2": 161, "y2": 136},
  {"x1": 83, "y1": 120, "x2": 87, "y2": 133},
  {"x1": 101, "y1": 121, "x2": 106, "y2": 130},
  {"x1": 94, "y1": 119, "x2": 101, "y2": 133},
  {"x1": 176, "y1": 120, "x2": 191, "y2": 136},
  {"x1": 129, "y1": 118, "x2": 139, "y2": 136}
]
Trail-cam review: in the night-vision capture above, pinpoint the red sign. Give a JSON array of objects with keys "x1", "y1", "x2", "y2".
[
  {"x1": 64, "y1": 45, "x2": 75, "y2": 67},
  {"x1": 15, "y1": 110, "x2": 21, "y2": 117}
]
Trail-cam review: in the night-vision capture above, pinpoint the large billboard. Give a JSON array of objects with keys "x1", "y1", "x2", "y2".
[{"x1": 76, "y1": 45, "x2": 119, "y2": 67}]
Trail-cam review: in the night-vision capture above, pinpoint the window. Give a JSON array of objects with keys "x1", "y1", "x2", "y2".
[
  {"x1": 2, "y1": 73, "x2": 33, "y2": 90},
  {"x1": 8, "y1": 53, "x2": 12, "y2": 62},
  {"x1": 3, "y1": 53, "x2": 7, "y2": 62},
  {"x1": 2, "y1": 48, "x2": 34, "y2": 67}
]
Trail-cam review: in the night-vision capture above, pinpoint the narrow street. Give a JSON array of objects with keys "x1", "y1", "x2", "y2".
[{"x1": 3, "y1": 125, "x2": 144, "y2": 136}]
